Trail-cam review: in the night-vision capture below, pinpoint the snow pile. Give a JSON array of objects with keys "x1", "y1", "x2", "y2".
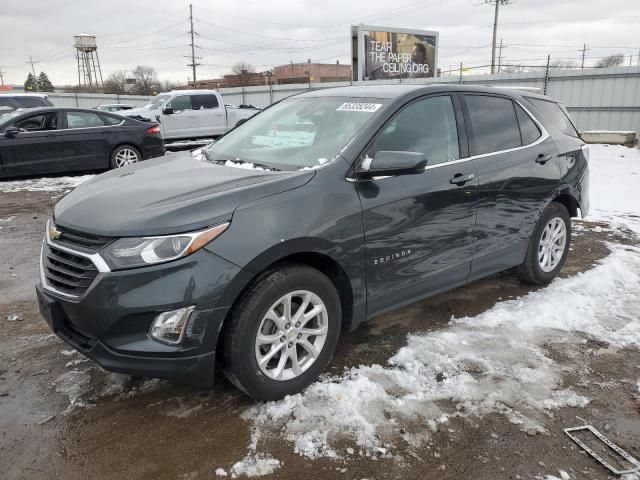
[
  {"x1": 228, "y1": 454, "x2": 281, "y2": 478},
  {"x1": 586, "y1": 144, "x2": 640, "y2": 233},
  {"x1": 224, "y1": 160, "x2": 268, "y2": 171},
  {"x1": 246, "y1": 243, "x2": 640, "y2": 459},
  {"x1": 0, "y1": 174, "x2": 94, "y2": 193}
]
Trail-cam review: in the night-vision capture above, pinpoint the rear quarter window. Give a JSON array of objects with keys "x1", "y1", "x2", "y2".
[{"x1": 525, "y1": 97, "x2": 579, "y2": 137}]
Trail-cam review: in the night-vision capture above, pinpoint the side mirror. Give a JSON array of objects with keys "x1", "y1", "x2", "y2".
[
  {"x1": 162, "y1": 107, "x2": 174, "y2": 115},
  {"x1": 355, "y1": 151, "x2": 428, "y2": 180},
  {"x1": 4, "y1": 126, "x2": 19, "y2": 138}
]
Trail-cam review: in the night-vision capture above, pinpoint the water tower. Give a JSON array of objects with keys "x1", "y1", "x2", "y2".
[{"x1": 74, "y1": 34, "x2": 104, "y2": 89}]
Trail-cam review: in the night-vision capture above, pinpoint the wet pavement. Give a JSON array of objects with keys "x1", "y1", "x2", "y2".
[{"x1": 1, "y1": 187, "x2": 639, "y2": 480}]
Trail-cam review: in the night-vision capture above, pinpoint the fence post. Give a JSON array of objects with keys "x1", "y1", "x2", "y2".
[
  {"x1": 543, "y1": 54, "x2": 551, "y2": 95},
  {"x1": 459, "y1": 62, "x2": 463, "y2": 84},
  {"x1": 241, "y1": 86, "x2": 246, "y2": 105},
  {"x1": 74, "y1": 93, "x2": 79, "y2": 107},
  {"x1": 269, "y1": 82, "x2": 273, "y2": 105}
]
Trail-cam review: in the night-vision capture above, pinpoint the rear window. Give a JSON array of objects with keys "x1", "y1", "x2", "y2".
[
  {"x1": 464, "y1": 95, "x2": 521, "y2": 155},
  {"x1": 15, "y1": 97, "x2": 51, "y2": 108},
  {"x1": 526, "y1": 97, "x2": 579, "y2": 137}
]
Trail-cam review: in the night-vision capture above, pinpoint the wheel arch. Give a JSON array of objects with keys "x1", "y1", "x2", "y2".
[{"x1": 551, "y1": 189, "x2": 580, "y2": 218}]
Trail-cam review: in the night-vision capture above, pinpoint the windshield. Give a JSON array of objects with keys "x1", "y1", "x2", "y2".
[
  {"x1": 142, "y1": 93, "x2": 171, "y2": 110},
  {"x1": 204, "y1": 97, "x2": 386, "y2": 170}
]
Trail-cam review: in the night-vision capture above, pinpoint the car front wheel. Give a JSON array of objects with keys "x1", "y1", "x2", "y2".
[
  {"x1": 221, "y1": 265, "x2": 341, "y2": 401},
  {"x1": 110, "y1": 145, "x2": 141, "y2": 168},
  {"x1": 517, "y1": 201, "x2": 571, "y2": 284}
]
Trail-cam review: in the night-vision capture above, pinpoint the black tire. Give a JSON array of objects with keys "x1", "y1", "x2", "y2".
[
  {"x1": 110, "y1": 144, "x2": 141, "y2": 169},
  {"x1": 221, "y1": 264, "x2": 342, "y2": 401},
  {"x1": 517, "y1": 202, "x2": 571, "y2": 285}
]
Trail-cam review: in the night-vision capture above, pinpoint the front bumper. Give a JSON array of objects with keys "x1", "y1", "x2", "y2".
[{"x1": 37, "y1": 247, "x2": 246, "y2": 387}]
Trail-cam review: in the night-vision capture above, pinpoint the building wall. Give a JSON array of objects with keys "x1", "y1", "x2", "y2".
[{"x1": 273, "y1": 63, "x2": 352, "y2": 84}]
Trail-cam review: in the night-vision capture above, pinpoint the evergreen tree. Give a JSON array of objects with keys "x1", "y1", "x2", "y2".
[
  {"x1": 24, "y1": 73, "x2": 37, "y2": 91},
  {"x1": 37, "y1": 72, "x2": 54, "y2": 92}
]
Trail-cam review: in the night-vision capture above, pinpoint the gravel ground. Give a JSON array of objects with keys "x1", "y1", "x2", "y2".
[{"x1": 1, "y1": 186, "x2": 639, "y2": 480}]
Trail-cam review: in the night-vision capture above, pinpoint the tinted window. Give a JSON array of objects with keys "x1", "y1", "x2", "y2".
[
  {"x1": 370, "y1": 95, "x2": 460, "y2": 165},
  {"x1": 192, "y1": 94, "x2": 219, "y2": 109},
  {"x1": 526, "y1": 97, "x2": 578, "y2": 137},
  {"x1": 168, "y1": 95, "x2": 192, "y2": 111},
  {"x1": 465, "y1": 95, "x2": 521, "y2": 155},
  {"x1": 15, "y1": 112, "x2": 58, "y2": 131},
  {"x1": 65, "y1": 111, "x2": 106, "y2": 128},
  {"x1": 16, "y1": 97, "x2": 50, "y2": 108},
  {"x1": 515, "y1": 104, "x2": 541, "y2": 145},
  {"x1": 0, "y1": 98, "x2": 16, "y2": 108}
]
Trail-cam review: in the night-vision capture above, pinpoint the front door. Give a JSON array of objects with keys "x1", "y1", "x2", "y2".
[
  {"x1": 161, "y1": 94, "x2": 198, "y2": 139},
  {"x1": 461, "y1": 93, "x2": 561, "y2": 280},
  {"x1": 355, "y1": 94, "x2": 478, "y2": 316},
  {"x1": 0, "y1": 111, "x2": 63, "y2": 177}
]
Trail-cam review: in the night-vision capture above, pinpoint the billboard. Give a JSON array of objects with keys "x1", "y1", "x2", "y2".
[{"x1": 351, "y1": 25, "x2": 438, "y2": 81}]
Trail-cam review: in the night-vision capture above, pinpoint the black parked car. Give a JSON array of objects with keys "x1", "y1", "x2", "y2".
[
  {"x1": 0, "y1": 107, "x2": 165, "y2": 178},
  {"x1": 36, "y1": 85, "x2": 589, "y2": 400}
]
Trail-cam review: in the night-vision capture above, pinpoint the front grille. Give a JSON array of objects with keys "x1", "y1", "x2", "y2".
[
  {"x1": 43, "y1": 243, "x2": 98, "y2": 297},
  {"x1": 53, "y1": 225, "x2": 111, "y2": 252}
]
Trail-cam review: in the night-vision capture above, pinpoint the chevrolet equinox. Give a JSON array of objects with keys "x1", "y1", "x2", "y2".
[{"x1": 37, "y1": 85, "x2": 589, "y2": 400}]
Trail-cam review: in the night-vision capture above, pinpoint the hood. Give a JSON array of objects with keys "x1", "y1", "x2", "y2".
[{"x1": 54, "y1": 152, "x2": 314, "y2": 237}]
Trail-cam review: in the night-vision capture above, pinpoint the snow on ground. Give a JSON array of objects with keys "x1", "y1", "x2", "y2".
[
  {"x1": 585, "y1": 144, "x2": 640, "y2": 233},
  {"x1": 0, "y1": 174, "x2": 94, "y2": 193}
]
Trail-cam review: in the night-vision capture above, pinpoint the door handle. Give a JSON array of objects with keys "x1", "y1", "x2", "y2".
[
  {"x1": 449, "y1": 172, "x2": 475, "y2": 186},
  {"x1": 535, "y1": 153, "x2": 553, "y2": 164}
]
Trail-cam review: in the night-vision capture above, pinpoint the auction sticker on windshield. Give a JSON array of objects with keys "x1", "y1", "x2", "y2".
[{"x1": 336, "y1": 102, "x2": 382, "y2": 112}]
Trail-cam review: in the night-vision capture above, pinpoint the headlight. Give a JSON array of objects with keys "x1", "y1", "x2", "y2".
[{"x1": 102, "y1": 223, "x2": 229, "y2": 270}]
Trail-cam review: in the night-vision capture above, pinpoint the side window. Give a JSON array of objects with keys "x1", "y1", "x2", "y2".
[
  {"x1": 16, "y1": 97, "x2": 48, "y2": 108},
  {"x1": 14, "y1": 112, "x2": 58, "y2": 131},
  {"x1": 515, "y1": 104, "x2": 541, "y2": 145},
  {"x1": 167, "y1": 95, "x2": 192, "y2": 112},
  {"x1": 65, "y1": 111, "x2": 106, "y2": 129},
  {"x1": 369, "y1": 95, "x2": 460, "y2": 165},
  {"x1": 192, "y1": 94, "x2": 219, "y2": 110},
  {"x1": 101, "y1": 114, "x2": 123, "y2": 126},
  {"x1": 464, "y1": 95, "x2": 521, "y2": 155},
  {"x1": 526, "y1": 97, "x2": 579, "y2": 137}
]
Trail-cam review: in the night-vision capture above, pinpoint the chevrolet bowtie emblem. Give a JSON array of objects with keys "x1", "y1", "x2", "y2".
[{"x1": 48, "y1": 224, "x2": 62, "y2": 241}]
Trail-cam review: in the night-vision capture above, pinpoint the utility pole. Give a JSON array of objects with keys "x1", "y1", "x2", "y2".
[
  {"x1": 185, "y1": 4, "x2": 201, "y2": 88},
  {"x1": 497, "y1": 38, "x2": 505, "y2": 74},
  {"x1": 580, "y1": 44, "x2": 589, "y2": 69},
  {"x1": 486, "y1": 0, "x2": 510, "y2": 75},
  {"x1": 637, "y1": 48, "x2": 640, "y2": 67},
  {"x1": 0, "y1": 67, "x2": 5, "y2": 85},
  {"x1": 27, "y1": 56, "x2": 37, "y2": 76}
]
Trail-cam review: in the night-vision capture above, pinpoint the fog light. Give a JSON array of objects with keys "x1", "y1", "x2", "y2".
[{"x1": 149, "y1": 306, "x2": 195, "y2": 344}]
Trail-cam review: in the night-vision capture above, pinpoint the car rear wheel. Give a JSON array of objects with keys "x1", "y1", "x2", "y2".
[
  {"x1": 221, "y1": 264, "x2": 341, "y2": 401},
  {"x1": 517, "y1": 201, "x2": 571, "y2": 284},
  {"x1": 110, "y1": 145, "x2": 141, "y2": 168}
]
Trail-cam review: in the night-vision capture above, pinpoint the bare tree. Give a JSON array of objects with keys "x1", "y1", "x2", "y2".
[
  {"x1": 501, "y1": 64, "x2": 527, "y2": 74},
  {"x1": 132, "y1": 65, "x2": 159, "y2": 95},
  {"x1": 103, "y1": 71, "x2": 127, "y2": 95},
  {"x1": 231, "y1": 61, "x2": 256, "y2": 86},
  {"x1": 550, "y1": 59, "x2": 578, "y2": 70},
  {"x1": 595, "y1": 54, "x2": 624, "y2": 68},
  {"x1": 160, "y1": 79, "x2": 176, "y2": 92}
]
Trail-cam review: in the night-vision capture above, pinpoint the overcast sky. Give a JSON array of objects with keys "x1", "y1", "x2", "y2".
[{"x1": 1, "y1": 0, "x2": 638, "y2": 86}]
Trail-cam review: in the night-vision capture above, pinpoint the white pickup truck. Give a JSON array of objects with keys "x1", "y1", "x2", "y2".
[{"x1": 124, "y1": 89, "x2": 260, "y2": 140}]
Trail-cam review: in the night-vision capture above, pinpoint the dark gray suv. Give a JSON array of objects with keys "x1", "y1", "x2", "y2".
[
  {"x1": 36, "y1": 85, "x2": 589, "y2": 400},
  {"x1": 0, "y1": 93, "x2": 53, "y2": 113}
]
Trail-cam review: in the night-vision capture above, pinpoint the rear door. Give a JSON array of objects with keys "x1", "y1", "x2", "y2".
[
  {"x1": 192, "y1": 94, "x2": 226, "y2": 136},
  {"x1": 60, "y1": 110, "x2": 112, "y2": 171},
  {"x1": 356, "y1": 94, "x2": 479, "y2": 316},
  {"x1": 461, "y1": 93, "x2": 561, "y2": 281},
  {"x1": 0, "y1": 111, "x2": 63, "y2": 177}
]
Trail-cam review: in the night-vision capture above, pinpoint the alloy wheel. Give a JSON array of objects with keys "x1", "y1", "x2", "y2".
[
  {"x1": 114, "y1": 148, "x2": 139, "y2": 167},
  {"x1": 254, "y1": 290, "x2": 328, "y2": 381},
  {"x1": 538, "y1": 217, "x2": 567, "y2": 272}
]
